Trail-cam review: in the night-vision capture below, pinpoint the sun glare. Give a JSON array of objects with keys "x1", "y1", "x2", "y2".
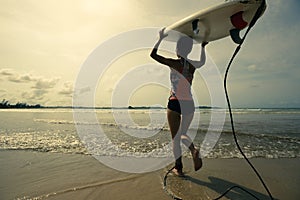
[{"x1": 82, "y1": 0, "x2": 128, "y2": 15}]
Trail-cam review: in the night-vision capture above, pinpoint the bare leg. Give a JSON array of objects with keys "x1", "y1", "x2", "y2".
[
  {"x1": 179, "y1": 113, "x2": 195, "y2": 151},
  {"x1": 180, "y1": 113, "x2": 202, "y2": 171},
  {"x1": 167, "y1": 109, "x2": 183, "y2": 175}
]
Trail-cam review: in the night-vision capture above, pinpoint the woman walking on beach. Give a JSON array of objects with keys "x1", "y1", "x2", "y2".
[{"x1": 150, "y1": 28, "x2": 208, "y2": 176}]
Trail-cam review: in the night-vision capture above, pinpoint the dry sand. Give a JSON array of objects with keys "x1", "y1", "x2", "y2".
[{"x1": 0, "y1": 150, "x2": 299, "y2": 200}]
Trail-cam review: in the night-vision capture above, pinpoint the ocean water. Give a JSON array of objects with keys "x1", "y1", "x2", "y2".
[{"x1": 0, "y1": 108, "x2": 299, "y2": 159}]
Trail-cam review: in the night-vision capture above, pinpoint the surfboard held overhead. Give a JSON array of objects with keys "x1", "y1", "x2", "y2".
[{"x1": 164, "y1": 0, "x2": 266, "y2": 44}]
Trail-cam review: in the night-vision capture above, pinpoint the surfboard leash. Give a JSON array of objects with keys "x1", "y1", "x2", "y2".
[
  {"x1": 215, "y1": 0, "x2": 274, "y2": 200},
  {"x1": 163, "y1": 166, "x2": 183, "y2": 200},
  {"x1": 163, "y1": 1, "x2": 274, "y2": 200}
]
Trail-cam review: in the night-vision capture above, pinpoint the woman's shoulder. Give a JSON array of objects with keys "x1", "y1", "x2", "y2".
[
  {"x1": 168, "y1": 58, "x2": 181, "y2": 68},
  {"x1": 186, "y1": 59, "x2": 199, "y2": 69}
]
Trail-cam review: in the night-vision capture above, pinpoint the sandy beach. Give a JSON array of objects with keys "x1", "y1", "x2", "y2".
[{"x1": 0, "y1": 150, "x2": 299, "y2": 200}]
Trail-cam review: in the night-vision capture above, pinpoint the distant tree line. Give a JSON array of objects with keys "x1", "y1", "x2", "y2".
[{"x1": 0, "y1": 99, "x2": 41, "y2": 109}]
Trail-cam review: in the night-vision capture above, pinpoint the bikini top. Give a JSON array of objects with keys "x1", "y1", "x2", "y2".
[{"x1": 170, "y1": 59, "x2": 195, "y2": 101}]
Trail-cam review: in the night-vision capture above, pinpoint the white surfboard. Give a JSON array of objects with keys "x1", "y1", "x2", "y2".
[{"x1": 165, "y1": 0, "x2": 266, "y2": 44}]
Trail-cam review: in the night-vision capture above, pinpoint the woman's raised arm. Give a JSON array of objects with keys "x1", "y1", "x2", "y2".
[
  {"x1": 190, "y1": 42, "x2": 208, "y2": 69},
  {"x1": 150, "y1": 28, "x2": 171, "y2": 66}
]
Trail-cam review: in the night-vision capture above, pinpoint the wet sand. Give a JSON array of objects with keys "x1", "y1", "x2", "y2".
[{"x1": 0, "y1": 150, "x2": 299, "y2": 200}]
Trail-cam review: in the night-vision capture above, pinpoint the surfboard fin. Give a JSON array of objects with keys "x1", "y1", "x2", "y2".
[
  {"x1": 230, "y1": 28, "x2": 242, "y2": 44},
  {"x1": 192, "y1": 19, "x2": 200, "y2": 35}
]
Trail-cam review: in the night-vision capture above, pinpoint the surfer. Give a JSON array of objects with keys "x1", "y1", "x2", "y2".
[{"x1": 151, "y1": 28, "x2": 208, "y2": 176}]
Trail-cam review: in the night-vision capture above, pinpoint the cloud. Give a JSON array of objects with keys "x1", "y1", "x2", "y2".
[
  {"x1": 32, "y1": 77, "x2": 60, "y2": 89},
  {"x1": 0, "y1": 68, "x2": 14, "y2": 76},
  {"x1": 58, "y1": 81, "x2": 73, "y2": 96},
  {"x1": 8, "y1": 73, "x2": 38, "y2": 83},
  {"x1": 0, "y1": 68, "x2": 60, "y2": 88},
  {"x1": 0, "y1": 68, "x2": 39, "y2": 83},
  {"x1": 21, "y1": 89, "x2": 48, "y2": 101},
  {"x1": 0, "y1": 1, "x2": 298, "y2": 108},
  {"x1": 0, "y1": 67, "x2": 62, "y2": 105},
  {"x1": 79, "y1": 86, "x2": 91, "y2": 94},
  {"x1": 247, "y1": 64, "x2": 257, "y2": 72}
]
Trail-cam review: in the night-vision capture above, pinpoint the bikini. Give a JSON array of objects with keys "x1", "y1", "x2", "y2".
[{"x1": 167, "y1": 59, "x2": 195, "y2": 115}]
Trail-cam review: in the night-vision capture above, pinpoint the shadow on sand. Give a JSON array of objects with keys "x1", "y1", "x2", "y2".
[{"x1": 185, "y1": 175, "x2": 276, "y2": 200}]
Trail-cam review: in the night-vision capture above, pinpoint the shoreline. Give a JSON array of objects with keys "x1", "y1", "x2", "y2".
[{"x1": 0, "y1": 150, "x2": 299, "y2": 200}]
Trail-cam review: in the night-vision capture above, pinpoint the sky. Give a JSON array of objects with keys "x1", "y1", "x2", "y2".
[{"x1": 0, "y1": 0, "x2": 299, "y2": 108}]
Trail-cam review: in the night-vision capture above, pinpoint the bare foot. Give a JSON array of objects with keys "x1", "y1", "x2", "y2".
[
  {"x1": 192, "y1": 149, "x2": 202, "y2": 171},
  {"x1": 172, "y1": 168, "x2": 185, "y2": 177}
]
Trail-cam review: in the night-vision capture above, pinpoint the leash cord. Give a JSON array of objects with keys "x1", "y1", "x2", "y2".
[
  {"x1": 164, "y1": 1, "x2": 274, "y2": 199},
  {"x1": 163, "y1": 166, "x2": 183, "y2": 200},
  {"x1": 215, "y1": 0, "x2": 274, "y2": 199}
]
